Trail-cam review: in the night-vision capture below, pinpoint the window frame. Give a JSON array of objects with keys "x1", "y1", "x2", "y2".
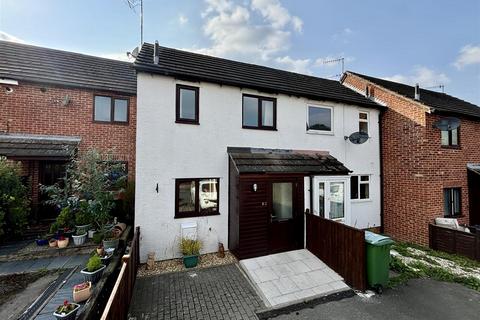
[
  {"x1": 444, "y1": 187, "x2": 461, "y2": 217},
  {"x1": 350, "y1": 175, "x2": 370, "y2": 201},
  {"x1": 306, "y1": 104, "x2": 334, "y2": 134},
  {"x1": 175, "y1": 177, "x2": 220, "y2": 219},
  {"x1": 242, "y1": 94, "x2": 277, "y2": 130},
  {"x1": 176, "y1": 84, "x2": 200, "y2": 125},
  {"x1": 93, "y1": 95, "x2": 129, "y2": 125},
  {"x1": 441, "y1": 127, "x2": 460, "y2": 148},
  {"x1": 359, "y1": 111, "x2": 369, "y2": 135}
]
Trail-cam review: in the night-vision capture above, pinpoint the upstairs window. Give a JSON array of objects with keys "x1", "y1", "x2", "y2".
[
  {"x1": 242, "y1": 94, "x2": 276, "y2": 130},
  {"x1": 441, "y1": 128, "x2": 459, "y2": 147},
  {"x1": 94, "y1": 96, "x2": 128, "y2": 123},
  {"x1": 444, "y1": 188, "x2": 461, "y2": 217},
  {"x1": 175, "y1": 178, "x2": 219, "y2": 218},
  {"x1": 176, "y1": 84, "x2": 199, "y2": 124},
  {"x1": 351, "y1": 175, "x2": 370, "y2": 200},
  {"x1": 359, "y1": 112, "x2": 369, "y2": 134},
  {"x1": 307, "y1": 105, "x2": 333, "y2": 133}
]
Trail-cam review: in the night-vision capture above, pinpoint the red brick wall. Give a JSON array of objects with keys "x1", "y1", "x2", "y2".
[
  {"x1": 343, "y1": 73, "x2": 480, "y2": 245},
  {"x1": 0, "y1": 81, "x2": 136, "y2": 180}
]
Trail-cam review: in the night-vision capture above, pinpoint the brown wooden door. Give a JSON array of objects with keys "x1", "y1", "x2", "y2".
[
  {"x1": 38, "y1": 161, "x2": 67, "y2": 220},
  {"x1": 268, "y1": 180, "x2": 303, "y2": 254}
]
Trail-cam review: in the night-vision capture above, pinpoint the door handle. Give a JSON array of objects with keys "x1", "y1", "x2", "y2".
[{"x1": 262, "y1": 201, "x2": 268, "y2": 206}]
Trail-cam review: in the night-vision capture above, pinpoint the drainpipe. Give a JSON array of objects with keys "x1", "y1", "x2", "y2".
[{"x1": 379, "y1": 110, "x2": 385, "y2": 233}]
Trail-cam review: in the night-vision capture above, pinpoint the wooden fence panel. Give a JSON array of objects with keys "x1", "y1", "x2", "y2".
[
  {"x1": 305, "y1": 213, "x2": 366, "y2": 291},
  {"x1": 101, "y1": 226, "x2": 140, "y2": 320},
  {"x1": 429, "y1": 224, "x2": 479, "y2": 261}
]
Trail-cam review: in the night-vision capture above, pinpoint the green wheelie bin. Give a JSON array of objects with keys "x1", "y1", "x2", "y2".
[{"x1": 365, "y1": 231, "x2": 394, "y2": 293}]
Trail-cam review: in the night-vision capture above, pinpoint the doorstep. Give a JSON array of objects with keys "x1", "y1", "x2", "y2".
[{"x1": 240, "y1": 249, "x2": 351, "y2": 308}]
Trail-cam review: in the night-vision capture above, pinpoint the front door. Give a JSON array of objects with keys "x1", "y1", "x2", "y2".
[
  {"x1": 312, "y1": 176, "x2": 350, "y2": 224},
  {"x1": 268, "y1": 180, "x2": 302, "y2": 253},
  {"x1": 38, "y1": 161, "x2": 67, "y2": 220}
]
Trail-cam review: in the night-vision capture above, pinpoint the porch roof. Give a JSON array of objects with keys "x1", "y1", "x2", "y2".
[
  {"x1": 467, "y1": 164, "x2": 480, "y2": 176},
  {"x1": 228, "y1": 147, "x2": 350, "y2": 174},
  {"x1": 0, "y1": 133, "x2": 80, "y2": 159}
]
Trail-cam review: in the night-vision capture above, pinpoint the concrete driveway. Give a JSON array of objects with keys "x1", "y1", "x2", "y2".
[{"x1": 271, "y1": 279, "x2": 480, "y2": 320}]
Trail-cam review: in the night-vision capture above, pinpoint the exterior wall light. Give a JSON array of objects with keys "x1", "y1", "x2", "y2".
[{"x1": 252, "y1": 183, "x2": 257, "y2": 192}]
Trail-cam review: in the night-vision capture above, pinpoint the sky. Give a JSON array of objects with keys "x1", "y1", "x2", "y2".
[{"x1": 1, "y1": 0, "x2": 479, "y2": 104}]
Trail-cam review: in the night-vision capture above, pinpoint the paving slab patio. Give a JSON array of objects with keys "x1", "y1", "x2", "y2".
[{"x1": 240, "y1": 249, "x2": 350, "y2": 308}]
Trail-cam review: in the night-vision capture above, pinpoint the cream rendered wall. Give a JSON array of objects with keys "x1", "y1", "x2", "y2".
[{"x1": 136, "y1": 72, "x2": 381, "y2": 261}]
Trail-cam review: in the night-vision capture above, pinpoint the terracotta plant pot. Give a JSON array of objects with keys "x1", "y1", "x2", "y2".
[
  {"x1": 57, "y1": 238, "x2": 69, "y2": 248},
  {"x1": 72, "y1": 281, "x2": 92, "y2": 303},
  {"x1": 96, "y1": 247, "x2": 104, "y2": 256},
  {"x1": 49, "y1": 239, "x2": 58, "y2": 247}
]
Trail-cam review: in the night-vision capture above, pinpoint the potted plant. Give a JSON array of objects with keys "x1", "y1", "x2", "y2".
[
  {"x1": 75, "y1": 201, "x2": 92, "y2": 234},
  {"x1": 72, "y1": 281, "x2": 92, "y2": 303},
  {"x1": 72, "y1": 229, "x2": 87, "y2": 246},
  {"x1": 180, "y1": 238, "x2": 201, "y2": 268},
  {"x1": 49, "y1": 238, "x2": 58, "y2": 247},
  {"x1": 53, "y1": 300, "x2": 80, "y2": 320},
  {"x1": 100, "y1": 248, "x2": 114, "y2": 265},
  {"x1": 36, "y1": 234, "x2": 48, "y2": 246},
  {"x1": 80, "y1": 254, "x2": 106, "y2": 283},
  {"x1": 57, "y1": 235, "x2": 69, "y2": 248},
  {"x1": 102, "y1": 230, "x2": 119, "y2": 250}
]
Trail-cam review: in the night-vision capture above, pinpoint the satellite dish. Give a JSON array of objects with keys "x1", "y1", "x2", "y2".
[
  {"x1": 433, "y1": 117, "x2": 460, "y2": 131},
  {"x1": 345, "y1": 132, "x2": 369, "y2": 144}
]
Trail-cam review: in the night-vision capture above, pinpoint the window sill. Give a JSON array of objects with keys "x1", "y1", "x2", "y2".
[
  {"x1": 306, "y1": 130, "x2": 334, "y2": 136},
  {"x1": 242, "y1": 126, "x2": 277, "y2": 131},
  {"x1": 441, "y1": 145, "x2": 461, "y2": 150},
  {"x1": 175, "y1": 120, "x2": 200, "y2": 125},
  {"x1": 174, "y1": 212, "x2": 220, "y2": 219},
  {"x1": 93, "y1": 120, "x2": 129, "y2": 126},
  {"x1": 351, "y1": 198, "x2": 372, "y2": 203}
]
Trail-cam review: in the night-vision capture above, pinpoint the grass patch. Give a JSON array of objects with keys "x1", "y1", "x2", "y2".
[{"x1": 388, "y1": 254, "x2": 480, "y2": 291}]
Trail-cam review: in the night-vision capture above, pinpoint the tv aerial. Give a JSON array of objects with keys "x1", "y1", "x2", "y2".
[
  {"x1": 344, "y1": 132, "x2": 369, "y2": 144},
  {"x1": 433, "y1": 117, "x2": 460, "y2": 131}
]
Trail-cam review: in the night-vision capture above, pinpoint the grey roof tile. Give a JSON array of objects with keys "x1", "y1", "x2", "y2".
[
  {"x1": 0, "y1": 40, "x2": 136, "y2": 94},
  {"x1": 134, "y1": 43, "x2": 382, "y2": 109}
]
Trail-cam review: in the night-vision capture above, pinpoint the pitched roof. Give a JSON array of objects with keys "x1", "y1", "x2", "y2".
[
  {"x1": 134, "y1": 43, "x2": 381, "y2": 109},
  {"x1": 228, "y1": 147, "x2": 350, "y2": 174},
  {"x1": 346, "y1": 71, "x2": 480, "y2": 119},
  {"x1": 0, "y1": 133, "x2": 80, "y2": 159},
  {"x1": 0, "y1": 41, "x2": 136, "y2": 94}
]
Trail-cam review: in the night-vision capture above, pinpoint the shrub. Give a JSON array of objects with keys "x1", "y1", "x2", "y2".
[
  {"x1": 92, "y1": 232, "x2": 104, "y2": 244},
  {"x1": 86, "y1": 254, "x2": 102, "y2": 272},
  {"x1": 180, "y1": 238, "x2": 201, "y2": 256},
  {"x1": 0, "y1": 158, "x2": 29, "y2": 239},
  {"x1": 75, "y1": 200, "x2": 92, "y2": 226}
]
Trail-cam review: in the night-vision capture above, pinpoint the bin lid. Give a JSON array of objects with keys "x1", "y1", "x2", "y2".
[{"x1": 365, "y1": 231, "x2": 394, "y2": 245}]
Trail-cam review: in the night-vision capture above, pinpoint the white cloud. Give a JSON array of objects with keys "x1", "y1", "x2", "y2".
[
  {"x1": 453, "y1": 44, "x2": 480, "y2": 69},
  {"x1": 274, "y1": 56, "x2": 311, "y2": 74},
  {"x1": 383, "y1": 66, "x2": 450, "y2": 87},
  {"x1": 0, "y1": 31, "x2": 26, "y2": 43},
  {"x1": 332, "y1": 27, "x2": 353, "y2": 42},
  {"x1": 179, "y1": 14, "x2": 189, "y2": 26},
  {"x1": 250, "y1": 0, "x2": 303, "y2": 32},
  {"x1": 195, "y1": 0, "x2": 296, "y2": 63}
]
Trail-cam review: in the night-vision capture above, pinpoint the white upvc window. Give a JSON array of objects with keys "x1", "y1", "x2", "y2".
[
  {"x1": 351, "y1": 175, "x2": 370, "y2": 200},
  {"x1": 306, "y1": 105, "x2": 334, "y2": 134},
  {"x1": 359, "y1": 111, "x2": 369, "y2": 135}
]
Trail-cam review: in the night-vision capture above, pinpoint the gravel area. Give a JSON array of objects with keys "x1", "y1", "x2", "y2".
[
  {"x1": 138, "y1": 251, "x2": 237, "y2": 277},
  {"x1": 392, "y1": 247, "x2": 480, "y2": 280}
]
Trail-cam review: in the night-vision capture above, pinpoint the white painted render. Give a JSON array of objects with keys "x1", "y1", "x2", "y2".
[{"x1": 135, "y1": 72, "x2": 381, "y2": 261}]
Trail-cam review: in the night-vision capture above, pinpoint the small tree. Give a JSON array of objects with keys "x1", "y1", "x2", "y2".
[
  {"x1": 0, "y1": 157, "x2": 29, "y2": 239},
  {"x1": 40, "y1": 150, "x2": 125, "y2": 231}
]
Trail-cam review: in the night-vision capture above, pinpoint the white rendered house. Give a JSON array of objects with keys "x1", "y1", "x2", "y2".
[{"x1": 134, "y1": 42, "x2": 383, "y2": 261}]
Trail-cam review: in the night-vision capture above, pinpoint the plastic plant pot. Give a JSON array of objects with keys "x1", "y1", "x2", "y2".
[
  {"x1": 183, "y1": 255, "x2": 199, "y2": 268},
  {"x1": 72, "y1": 233, "x2": 87, "y2": 246},
  {"x1": 53, "y1": 303, "x2": 80, "y2": 320},
  {"x1": 80, "y1": 264, "x2": 106, "y2": 283}
]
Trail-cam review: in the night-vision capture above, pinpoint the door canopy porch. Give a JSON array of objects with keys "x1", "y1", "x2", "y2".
[
  {"x1": 228, "y1": 147, "x2": 351, "y2": 175},
  {"x1": 0, "y1": 133, "x2": 81, "y2": 160}
]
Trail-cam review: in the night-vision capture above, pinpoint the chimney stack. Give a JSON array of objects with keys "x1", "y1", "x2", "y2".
[
  {"x1": 414, "y1": 83, "x2": 420, "y2": 100},
  {"x1": 153, "y1": 40, "x2": 159, "y2": 64}
]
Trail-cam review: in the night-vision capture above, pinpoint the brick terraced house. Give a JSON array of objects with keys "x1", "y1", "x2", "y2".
[
  {"x1": 0, "y1": 41, "x2": 137, "y2": 224},
  {"x1": 342, "y1": 71, "x2": 480, "y2": 245}
]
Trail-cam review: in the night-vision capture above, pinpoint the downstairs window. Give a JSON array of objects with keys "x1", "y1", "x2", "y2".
[{"x1": 175, "y1": 178, "x2": 219, "y2": 218}]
